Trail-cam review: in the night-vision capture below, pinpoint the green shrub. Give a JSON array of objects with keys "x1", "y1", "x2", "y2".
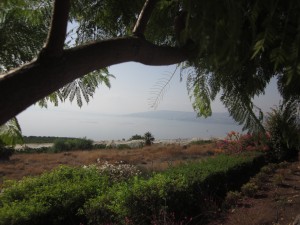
[
  {"x1": 189, "y1": 139, "x2": 213, "y2": 145},
  {"x1": 265, "y1": 99, "x2": 300, "y2": 162},
  {"x1": 241, "y1": 182, "x2": 259, "y2": 197},
  {"x1": 278, "y1": 161, "x2": 289, "y2": 168},
  {"x1": 117, "y1": 144, "x2": 131, "y2": 150},
  {"x1": 71, "y1": 138, "x2": 93, "y2": 150},
  {"x1": 128, "y1": 134, "x2": 144, "y2": 141},
  {"x1": 273, "y1": 174, "x2": 285, "y2": 186},
  {"x1": 251, "y1": 171, "x2": 269, "y2": 189},
  {"x1": 0, "y1": 153, "x2": 266, "y2": 225},
  {"x1": 224, "y1": 191, "x2": 241, "y2": 207},
  {"x1": 52, "y1": 138, "x2": 93, "y2": 152},
  {"x1": 0, "y1": 166, "x2": 110, "y2": 225},
  {"x1": 93, "y1": 143, "x2": 106, "y2": 149},
  {"x1": 52, "y1": 139, "x2": 70, "y2": 152},
  {"x1": 144, "y1": 131, "x2": 155, "y2": 146},
  {"x1": 260, "y1": 165, "x2": 274, "y2": 174},
  {"x1": 255, "y1": 171, "x2": 269, "y2": 182},
  {"x1": 216, "y1": 131, "x2": 270, "y2": 154},
  {"x1": 16, "y1": 146, "x2": 50, "y2": 154},
  {"x1": 83, "y1": 153, "x2": 265, "y2": 224}
]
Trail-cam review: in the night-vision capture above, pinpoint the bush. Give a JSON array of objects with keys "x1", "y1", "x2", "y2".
[
  {"x1": 95, "y1": 161, "x2": 141, "y2": 182},
  {"x1": 217, "y1": 131, "x2": 270, "y2": 154},
  {"x1": 224, "y1": 191, "x2": 241, "y2": 207},
  {"x1": 0, "y1": 153, "x2": 266, "y2": 225},
  {"x1": 0, "y1": 146, "x2": 14, "y2": 160},
  {"x1": 0, "y1": 166, "x2": 110, "y2": 225},
  {"x1": 52, "y1": 139, "x2": 69, "y2": 152},
  {"x1": 251, "y1": 172, "x2": 269, "y2": 189},
  {"x1": 83, "y1": 153, "x2": 265, "y2": 224},
  {"x1": 190, "y1": 139, "x2": 213, "y2": 145},
  {"x1": 272, "y1": 174, "x2": 284, "y2": 186},
  {"x1": 128, "y1": 134, "x2": 144, "y2": 141},
  {"x1": 116, "y1": 144, "x2": 131, "y2": 150},
  {"x1": 93, "y1": 143, "x2": 106, "y2": 149},
  {"x1": 241, "y1": 182, "x2": 259, "y2": 197},
  {"x1": 16, "y1": 146, "x2": 50, "y2": 154},
  {"x1": 52, "y1": 138, "x2": 93, "y2": 152},
  {"x1": 265, "y1": 99, "x2": 300, "y2": 162},
  {"x1": 144, "y1": 131, "x2": 155, "y2": 146},
  {"x1": 260, "y1": 165, "x2": 274, "y2": 174}
]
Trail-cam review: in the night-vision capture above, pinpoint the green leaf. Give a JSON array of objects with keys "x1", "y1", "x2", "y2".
[{"x1": 0, "y1": 117, "x2": 23, "y2": 146}]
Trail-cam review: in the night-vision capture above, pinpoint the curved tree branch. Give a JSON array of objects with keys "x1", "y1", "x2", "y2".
[
  {"x1": 0, "y1": 37, "x2": 190, "y2": 125},
  {"x1": 133, "y1": 0, "x2": 157, "y2": 36},
  {"x1": 39, "y1": 0, "x2": 70, "y2": 59}
]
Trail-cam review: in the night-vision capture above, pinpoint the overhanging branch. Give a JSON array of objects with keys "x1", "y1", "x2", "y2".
[
  {"x1": 39, "y1": 0, "x2": 70, "y2": 59},
  {"x1": 0, "y1": 37, "x2": 189, "y2": 125},
  {"x1": 133, "y1": 0, "x2": 157, "y2": 36}
]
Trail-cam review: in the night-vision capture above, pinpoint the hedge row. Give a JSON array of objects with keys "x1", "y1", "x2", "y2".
[
  {"x1": 0, "y1": 153, "x2": 265, "y2": 225},
  {"x1": 83, "y1": 153, "x2": 265, "y2": 224}
]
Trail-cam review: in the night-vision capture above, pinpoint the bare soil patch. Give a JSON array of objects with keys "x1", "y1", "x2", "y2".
[{"x1": 0, "y1": 143, "x2": 215, "y2": 185}]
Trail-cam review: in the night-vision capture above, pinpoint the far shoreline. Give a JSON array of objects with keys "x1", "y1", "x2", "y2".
[{"x1": 15, "y1": 136, "x2": 221, "y2": 150}]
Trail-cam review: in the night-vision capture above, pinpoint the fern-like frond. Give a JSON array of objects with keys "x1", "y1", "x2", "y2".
[
  {"x1": 148, "y1": 66, "x2": 178, "y2": 109},
  {"x1": 0, "y1": 117, "x2": 23, "y2": 146},
  {"x1": 221, "y1": 88, "x2": 265, "y2": 133},
  {"x1": 38, "y1": 69, "x2": 114, "y2": 108},
  {"x1": 186, "y1": 67, "x2": 213, "y2": 118}
]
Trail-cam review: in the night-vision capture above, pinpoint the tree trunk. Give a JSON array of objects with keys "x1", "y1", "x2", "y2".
[{"x1": 0, "y1": 36, "x2": 189, "y2": 125}]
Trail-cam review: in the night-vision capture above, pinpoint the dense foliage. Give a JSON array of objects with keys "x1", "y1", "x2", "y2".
[
  {"x1": 0, "y1": 153, "x2": 265, "y2": 225},
  {"x1": 0, "y1": 118, "x2": 23, "y2": 147},
  {"x1": 0, "y1": 0, "x2": 50, "y2": 72},
  {"x1": 265, "y1": 99, "x2": 300, "y2": 161},
  {"x1": 217, "y1": 131, "x2": 270, "y2": 154},
  {"x1": 23, "y1": 136, "x2": 83, "y2": 144},
  {"x1": 128, "y1": 134, "x2": 144, "y2": 141},
  {"x1": 0, "y1": 146, "x2": 14, "y2": 160},
  {"x1": 182, "y1": 0, "x2": 300, "y2": 132},
  {"x1": 144, "y1": 131, "x2": 155, "y2": 146},
  {"x1": 0, "y1": 166, "x2": 110, "y2": 225},
  {"x1": 1, "y1": 0, "x2": 300, "y2": 131},
  {"x1": 52, "y1": 138, "x2": 93, "y2": 152}
]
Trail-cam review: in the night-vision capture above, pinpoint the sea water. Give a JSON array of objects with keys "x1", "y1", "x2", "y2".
[{"x1": 19, "y1": 110, "x2": 243, "y2": 141}]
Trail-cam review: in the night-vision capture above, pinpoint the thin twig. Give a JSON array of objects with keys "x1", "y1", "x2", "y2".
[{"x1": 133, "y1": 0, "x2": 157, "y2": 37}]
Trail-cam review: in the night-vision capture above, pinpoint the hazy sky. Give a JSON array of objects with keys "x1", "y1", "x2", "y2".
[{"x1": 17, "y1": 62, "x2": 282, "y2": 139}]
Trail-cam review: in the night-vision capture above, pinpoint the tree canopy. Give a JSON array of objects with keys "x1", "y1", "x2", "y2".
[{"x1": 0, "y1": 0, "x2": 299, "y2": 132}]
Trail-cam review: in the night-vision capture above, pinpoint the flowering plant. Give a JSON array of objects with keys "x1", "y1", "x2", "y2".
[
  {"x1": 217, "y1": 131, "x2": 270, "y2": 154},
  {"x1": 83, "y1": 160, "x2": 142, "y2": 182}
]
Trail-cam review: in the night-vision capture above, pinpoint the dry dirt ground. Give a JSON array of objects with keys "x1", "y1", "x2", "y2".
[
  {"x1": 207, "y1": 154, "x2": 300, "y2": 225},
  {"x1": 0, "y1": 144, "x2": 299, "y2": 225},
  {"x1": 0, "y1": 143, "x2": 216, "y2": 185}
]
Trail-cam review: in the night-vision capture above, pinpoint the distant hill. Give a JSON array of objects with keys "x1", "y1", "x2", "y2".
[{"x1": 124, "y1": 110, "x2": 238, "y2": 125}]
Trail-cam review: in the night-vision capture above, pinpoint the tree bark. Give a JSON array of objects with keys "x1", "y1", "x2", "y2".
[
  {"x1": 40, "y1": 0, "x2": 70, "y2": 58},
  {"x1": 133, "y1": 0, "x2": 157, "y2": 36},
  {"x1": 0, "y1": 36, "x2": 189, "y2": 125}
]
